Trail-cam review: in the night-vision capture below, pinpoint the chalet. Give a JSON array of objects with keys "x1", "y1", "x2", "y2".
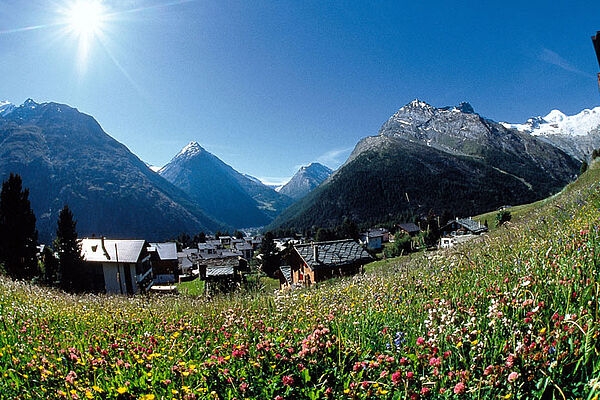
[
  {"x1": 441, "y1": 218, "x2": 487, "y2": 236},
  {"x1": 397, "y1": 223, "x2": 421, "y2": 237},
  {"x1": 439, "y1": 218, "x2": 488, "y2": 249},
  {"x1": 206, "y1": 239, "x2": 223, "y2": 250},
  {"x1": 219, "y1": 236, "x2": 232, "y2": 246},
  {"x1": 234, "y1": 241, "x2": 254, "y2": 259},
  {"x1": 287, "y1": 239, "x2": 374, "y2": 287},
  {"x1": 148, "y1": 242, "x2": 178, "y2": 284},
  {"x1": 246, "y1": 237, "x2": 262, "y2": 250},
  {"x1": 197, "y1": 242, "x2": 217, "y2": 255},
  {"x1": 359, "y1": 230, "x2": 384, "y2": 251},
  {"x1": 199, "y1": 255, "x2": 248, "y2": 293},
  {"x1": 80, "y1": 238, "x2": 153, "y2": 295},
  {"x1": 178, "y1": 249, "x2": 199, "y2": 277}
]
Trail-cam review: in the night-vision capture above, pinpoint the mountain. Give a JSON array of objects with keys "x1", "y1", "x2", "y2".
[
  {"x1": 501, "y1": 106, "x2": 600, "y2": 161},
  {"x1": 278, "y1": 163, "x2": 332, "y2": 199},
  {"x1": 159, "y1": 142, "x2": 293, "y2": 228},
  {"x1": 0, "y1": 99, "x2": 225, "y2": 242},
  {"x1": 269, "y1": 100, "x2": 580, "y2": 231}
]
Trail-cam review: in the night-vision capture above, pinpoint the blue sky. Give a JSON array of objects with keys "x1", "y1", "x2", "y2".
[{"x1": 1, "y1": 0, "x2": 599, "y2": 184}]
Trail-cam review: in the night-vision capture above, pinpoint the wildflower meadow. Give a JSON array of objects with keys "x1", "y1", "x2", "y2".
[{"x1": 2, "y1": 165, "x2": 600, "y2": 399}]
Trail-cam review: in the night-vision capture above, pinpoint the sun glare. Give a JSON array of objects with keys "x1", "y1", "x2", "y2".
[{"x1": 66, "y1": 1, "x2": 106, "y2": 37}]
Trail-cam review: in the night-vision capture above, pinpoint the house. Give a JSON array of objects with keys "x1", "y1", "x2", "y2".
[
  {"x1": 178, "y1": 249, "x2": 199, "y2": 277},
  {"x1": 148, "y1": 242, "x2": 179, "y2": 284},
  {"x1": 286, "y1": 239, "x2": 374, "y2": 287},
  {"x1": 197, "y1": 242, "x2": 217, "y2": 255},
  {"x1": 441, "y1": 218, "x2": 487, "y2": 236},
  {"x1": 397, "y1": 223, "x2": 421, "y2": 237},
  {"x1": 80, "y1": 238, "x2": 153, "y2": 294},
  {"x1": 206, "y1": 239, "x2": 223, "y2": 250},
  {"x1": 199, "y1": 255, "x2": 248, "y2": 293},
  {"x1": 244, "y1": 236, "x2": 262, "y2": 250},
  {"x1": 235, "y1": 241, "x2": 254, "y2": 259},
  {"x1": 219, "y1": 236, "x2": 232, "y2": 246},
  {"x1": 359, "y1": 230, "x2": 384, "y2": 251},
  {"x1": 439, "y1": 218, "x2": 488, "y2": 249}
]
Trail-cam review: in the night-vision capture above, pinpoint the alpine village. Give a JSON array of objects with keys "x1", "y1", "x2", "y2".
[{"x1": 2, "y1": 3, "x2": 600, "y2": 399}]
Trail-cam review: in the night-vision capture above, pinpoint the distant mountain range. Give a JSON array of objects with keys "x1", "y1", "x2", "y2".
[
  {"x1": 0, "y1": 99, "x2": 225, "y2": 242},
  {"x1": 278, "y1": 163, "x2": 332, "y2": 200},
  {"x1": 158, "y1": 141, "x2": 293, "y2": 228},
  {"x1": 268, "y1": 100, "x2": 582, "y2": 231},
  {"x1": 1, "y1": 97, "x2": 599, "y2": 241},
  {"x1": 501, "y1": 106, "x2": 600, "y2": 161}
]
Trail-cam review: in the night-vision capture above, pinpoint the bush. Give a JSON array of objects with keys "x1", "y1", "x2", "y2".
[{"x1": 495, "y1": 209, "x2": 511, "y2": 227}]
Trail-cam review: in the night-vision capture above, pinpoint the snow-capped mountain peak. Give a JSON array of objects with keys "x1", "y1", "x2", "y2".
[
  {"x1": 502, "y1": 106, "x2": 600, "y2": 137},
  {"x1": 177, "y1": 141, "x2": 205, "y2": 158},
  {"x1": 0, "y1": 101, "x2": 15, "y2": 117}
]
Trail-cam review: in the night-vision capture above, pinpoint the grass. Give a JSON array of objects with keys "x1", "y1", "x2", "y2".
[
  {"x1": 1, "y1": 163, "x2": 600, "y2": 399},
  {"x1": 176, "y1": 278, "x2": 205, "y2": 296}
]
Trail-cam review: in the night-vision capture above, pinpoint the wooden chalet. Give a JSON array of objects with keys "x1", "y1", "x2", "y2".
[
  {"x1": 285, "y1": 239, "x2": 373, "y2": 288},
  {"x1": 148, "y1": 242, "x2": 179, "y2": 284},
  {"x1": 396, "y1": 223, "x2": 421, "y2": 237},
  {"x1": 80, "y1": 238, "x2": 153, "y2": 294},
  {"x1": 441, "y1": 217, "x2": 487, "y2": 236},
  {"x1": 198, "y1": 254, "x2": 248, "y2": 293}
]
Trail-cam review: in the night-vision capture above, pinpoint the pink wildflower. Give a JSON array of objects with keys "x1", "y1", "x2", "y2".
[
  {"x1": 453, "y1": 382, "x2": 466, "y2": 395},
  {"x1": 508, "y1": 372, "x2": 519, "y2": 383}
]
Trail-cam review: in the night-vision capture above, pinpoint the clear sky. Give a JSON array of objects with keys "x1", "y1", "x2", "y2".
[{"x1": 1, "y1": 0, "x2": 600, "y2": 184}]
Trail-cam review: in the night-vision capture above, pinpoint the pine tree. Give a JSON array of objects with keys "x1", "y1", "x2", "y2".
[
  {"x1": 42, "y1": 246, "x2": 59, "y2": 285},
  {"x1": 0, "y1": 173, "x2": 39, "y2": 280},
  {"x1": 259, "y1": 232, "x2": 280, "y2": 277},
  {"x1": 580, "y1": 160, "x2": 589, "y2": 175},
  {"x1": 54, "y1": 205, "x2": 83, "y2": 291}
]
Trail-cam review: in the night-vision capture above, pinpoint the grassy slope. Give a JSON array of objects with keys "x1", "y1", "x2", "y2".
[{"x1": 1, "y1": 163, "x2": 600, "y2": 399}]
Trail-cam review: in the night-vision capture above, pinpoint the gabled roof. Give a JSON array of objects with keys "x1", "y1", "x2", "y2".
[
  {"x1": 81, "y1": 238, "x2": 147, "y2": 264},
  {"x1": 397, "y1": 223, "x2": 420, "y2": 233},
  {"x1": 443, "y1": 218, "x2": 487, "y2": 234},
  {"x1": 294, "y1": 239, "x2": 373, "y2": 270},
  {"x1": 279, "y1": 265, "x2": 292, "y2": 284},
  {"x1": 149, "y1": 242, "x2": 177, "y2": 260},
  {"x1": 197, "y1": 243, "x2": 216, "y2": 251},
  {"x1": 235, "y1": 242, "x2": 253, "y2": 250}
]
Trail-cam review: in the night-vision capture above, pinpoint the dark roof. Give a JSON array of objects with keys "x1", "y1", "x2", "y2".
[
  {"x1": 206, "y1": 266, "x2": 234, "y2": 277},
  {"x1": 397, "y1": 223, "x2": 420, "y2": 233},
  {"x1": 279, "y1": 265, "x2": 292, "y2": 284},
  {"x1": 443, "y1": 218, "x2": 487, "y2": 234},
  {"x1": 294, "y1": 239, "x2": 373, "y2": 269},
  {"x1": 149, "y1": 242, "x2": 178, "y2": 260},
  {"x1": 201, "y1": 256, "x2": 239, "y2": 268}
]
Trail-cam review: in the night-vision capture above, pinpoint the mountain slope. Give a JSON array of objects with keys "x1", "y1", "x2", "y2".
[
  {"x1": 278, "y1": 162, "x2": 332, "y2": 200},
  {"x1": 0, "y1": 99, "x2": 225, "y2": 242},
  {"x1": 269, "y1": 100, "x2": 580, "y2": 231},
  {"x1": 159, "y1": 142, "x2": 293, "y2": 228},
  {"x1": 502, "y1": 106, "x2": 600, "y2": 161}
]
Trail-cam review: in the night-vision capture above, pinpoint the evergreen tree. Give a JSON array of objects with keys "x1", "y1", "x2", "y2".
[
  {"x1": 42, "y1": 246, "x2": 59, "y2": 285},
  {"x1": 54, "y1": 205, "x2": 83, "y2": 291},
  {"x1": 580, "y1": 160, "x2": 589, "y2": 175},
  {"x1": 234, "y1": 230, "x2": 245, "y2": 239},
  {"x1": 0, "y1": 173, "x2": 39, "y2": 280},
  {"x1": 259, "y1": 232, "x2": 280, "y2": 278},
  {"x1": 337, "y1": 217, "x2": 359, "y2": 241},
  {"x1": 194, "y1": 232, "x2": 207, "y2": 244}
]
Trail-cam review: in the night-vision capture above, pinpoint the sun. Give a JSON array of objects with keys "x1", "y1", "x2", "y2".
[{"x1": 66, "y1": 0, "x2": 106, "y2": 38}]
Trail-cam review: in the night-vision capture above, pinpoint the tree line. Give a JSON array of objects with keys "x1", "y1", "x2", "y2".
[{"x1": 0, "y1": 173, "x2": 84, "y2": 291}]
